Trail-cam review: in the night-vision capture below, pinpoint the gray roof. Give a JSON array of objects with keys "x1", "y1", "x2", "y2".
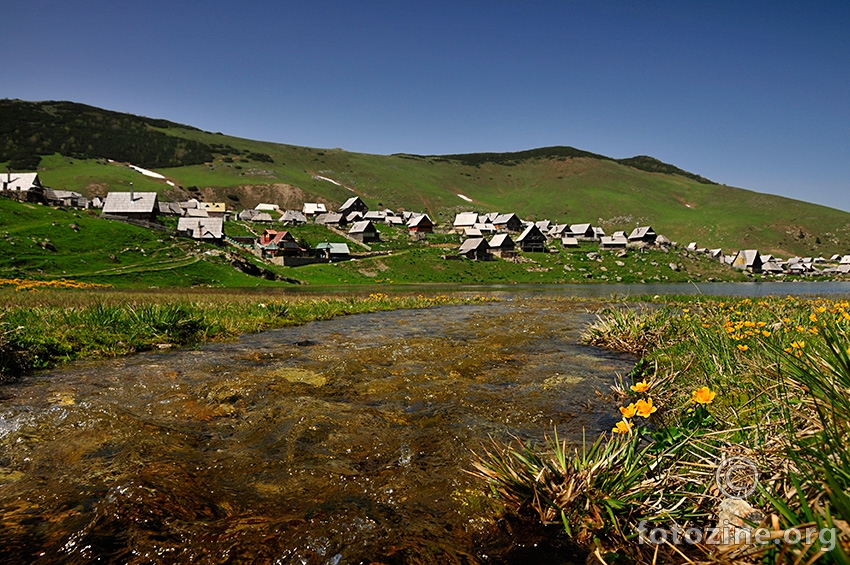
[
  {"x1": 453, "y1": 212, "x2": 479, "y2": 227},
  {"x1": 340, "y1": 197, "x2": 365, "y2": 211},
  {"x1": 280, "y1": 210, "x2": 307, "y2": 223},
  {"x1": 349, "y1": 220, "x2": 376, "y2": 234},
  {"x1": 459, "y1": 237, "x2": 489, "y2": 253},
  {"x1": 629, "y1": 226, "x2": 656, "y2": 240},
  {"x1": 316, "y1": 212, "x2": 345, "y2": 224},
  {"x1": 489, "y1": 233, "x2": 515, "y2": 249},
  {"x1": 102, "y1": 192, "x2": 158, "y2": 214},
  {"x1": 407, "y1": 214, "x2": 432, "y2": 227},
  {"x1": 516, "y1": 224, "x2": 545, "y2": 242},
  {"x1": 177, "y1": 217, "x2": 223, "y2": 240}
]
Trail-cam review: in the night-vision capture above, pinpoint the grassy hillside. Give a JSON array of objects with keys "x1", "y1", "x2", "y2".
[
  {"x1": 4, "y1": 99, "x2": 850, "y2": 257},
  {"x1": 0, "y1": 199, "x2": 282, "y2": 288}
]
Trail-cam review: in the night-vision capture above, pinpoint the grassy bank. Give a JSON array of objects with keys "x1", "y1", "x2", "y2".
[
  {"x1": 471, "y1": 295, "x2": 850, "y2": 563},
  {"x1": 0, "y1": 284, "x2": 494, "y2": 381}
]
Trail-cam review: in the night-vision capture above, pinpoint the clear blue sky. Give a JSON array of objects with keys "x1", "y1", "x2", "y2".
[{"x1": 3, "y1": 1, "x2": 849, "y2": 211}]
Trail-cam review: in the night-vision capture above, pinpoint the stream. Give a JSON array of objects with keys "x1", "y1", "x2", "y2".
[{"x1": 0, "y1": 298, "x2": 636, "y2": 564}]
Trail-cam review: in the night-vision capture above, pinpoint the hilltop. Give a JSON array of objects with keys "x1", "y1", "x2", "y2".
[{"x1": 3, "y1": 98, "x2": 850, "y2": 257}]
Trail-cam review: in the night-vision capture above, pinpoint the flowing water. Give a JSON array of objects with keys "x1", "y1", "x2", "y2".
[{"x1": 0, "y1": 299, "x2": 636, "y2": 564}]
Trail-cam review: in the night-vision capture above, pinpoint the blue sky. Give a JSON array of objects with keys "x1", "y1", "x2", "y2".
[{"x1": 3, "y1": 1, "x2": 849, "y2": 211}]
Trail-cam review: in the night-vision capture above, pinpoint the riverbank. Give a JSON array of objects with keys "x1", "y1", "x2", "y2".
[
  {"x1": 472, "y1": 295, "x2": 850, "y2": 563},
  {"x1": 0, "y1": 285, "x2": 495, "y2": 381}
]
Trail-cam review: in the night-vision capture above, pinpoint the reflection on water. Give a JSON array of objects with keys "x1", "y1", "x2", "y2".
[{"x1": 0, "y1": 299, "x2": 634, "y2": 564}]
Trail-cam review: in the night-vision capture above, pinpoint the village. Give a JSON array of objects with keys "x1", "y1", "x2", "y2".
[{"x1": 3, "y1": 169, "x2": 850, "y2": 278}]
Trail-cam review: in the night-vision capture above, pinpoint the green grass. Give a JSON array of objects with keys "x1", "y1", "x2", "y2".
[{"x1": 12, "y1": 114, "x2": 849, "y2": 258}]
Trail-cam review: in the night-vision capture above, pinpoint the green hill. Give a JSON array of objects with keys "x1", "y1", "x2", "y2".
[{"x1": 3, "y1": 98, "x2": 850, "y2": 257}]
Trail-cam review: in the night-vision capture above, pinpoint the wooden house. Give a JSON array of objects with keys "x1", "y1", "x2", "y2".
[
  {"x1": 257, "y1": 229, "x2": 302, "y2": 258},
  {"x1": 349, "y1": 220, "x2": 380, "y2": 242},
  {"x1": 599, "y1": 236, "x2": 628, "y2": 249},
  {"x1": 493, "y1": 213, "x2": 523, "y2": 232},
  {"x1": 407, "y1": 214, "x2": 434, "y2": 233},
  {"x1": 315, "y1": 212, "x2": 347, "y2": 227},
  {"x1": 458, "y1": 238, "x2": 492, "y2": 260},
  {"x1": 453, "y1": 212, "x2": 480, "y2": 233},
  {"x1": 302, "y1": 203, "x2": 327, "y2": 217},
  {"x1": 201, "y1": 202, "x2": 227, "y2": 217},
  {"x1": 516, "y1": 224, "x2": 547, "y2": 252},
  {"x1": 1, "y1": 172, "x2": 44, "y2": 203},
  {"x1": 561, "y1": 237, "x2": 579, "y2": 248},
  {"x1": 43, "y1": 189, "x2": 88, "y2": 208},
  {"x1": 628, "y1": 226, "x2": 657, "y2": 243},
  {"x1": 489, "y1": 233, "x2": 516, "y2": 257},
  {"x1": 339, "y1": 196, "x2": 368, "y2": 216},
  {"x1": 280, "y1": 210, "x2": 308, "y2": 225},
  {"x1": 569, "y1": 223, "x2": 596, "y2": 240}
]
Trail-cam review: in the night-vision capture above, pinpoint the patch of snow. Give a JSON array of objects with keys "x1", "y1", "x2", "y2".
[
  {"x1": 313, "y1": 174, "x2": 355, "y2": 192},
  {"x1": 166, "y1": 180, "x2": 175, "y2": 187},
  {"x1": 457, "y1": 194, "x2": 473, "y2": 202},
  {"x1": 685, "y1": 204, "x2": 691, "y2": 208},
  {"x1": 128, "y1": 164, "x2": 165, "y2": 179}
]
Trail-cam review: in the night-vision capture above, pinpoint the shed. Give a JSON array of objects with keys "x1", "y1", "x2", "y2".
[
  {"x1": 599, "y1": 236, "x2": 628, "y2": 249},
  {"x1": 489, "y1": 233, "x2": 516, "y2": 257},
  {"x1": 43, "y1": 189, "x2": 88, "y2": 208},
  {"x1": 315, "y1": 212, "x2": 347, "y2": 227},
  {"x1": 1, "y1": 172, "x2": 43, "y2": 202},
  {"x1": 349, "y1": 220, "x2": 380, "y2": 242},
  {"x1": 569, "y1": 223, "x2": 596, "y2": 240},
  {"x1": 453, "y1": 212, "x2": 480, "y2": 232},
  {"x1": 628, "y1": 226, "x2": 657, "y2": 243},
  {"x1": 315, "y1": 242, "x2": 351, "y2": 261},
  {"x1": 458, "y1": 238, "x2": 492, "y2": 260},
  {"x1": 561, "y1": 237, "x2": 579, "y2": 248},
  {"x1": 516, "y1": 224, "x2": 547, "y2": 252}
]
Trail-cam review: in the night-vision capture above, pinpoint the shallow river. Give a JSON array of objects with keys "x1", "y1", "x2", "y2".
[{"x1": 0, "y1": 299, "x2": 636, "y2": 564}]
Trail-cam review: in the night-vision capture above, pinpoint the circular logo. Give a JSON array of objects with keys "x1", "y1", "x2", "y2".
[{"x1": 716, "y1": 456, "x2": 759, "y2": 499}]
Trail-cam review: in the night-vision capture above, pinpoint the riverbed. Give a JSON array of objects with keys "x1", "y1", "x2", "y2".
[{"x1": 0, "y1": 298, "x2": 635, "y2": 564}]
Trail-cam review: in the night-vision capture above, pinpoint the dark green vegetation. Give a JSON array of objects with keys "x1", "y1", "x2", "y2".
[
  {"x1": 3, "y1": 99, "x2": 850, "y2": 257},
  {"x1": 474, "y1": 296, "x2": 850, "y2": 562},
  {"x1": 0, "y1": 289, "x2": 488, "y2": 381}
]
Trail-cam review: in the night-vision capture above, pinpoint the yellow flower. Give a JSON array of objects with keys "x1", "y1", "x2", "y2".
[
  {"x1": 612, "y1": 419, "x2": 632, "y2": 434},
  {"x1": 691, "y1": 386, "x2": 717, "y2": 405},
  {"x1": 761, "y1": 331, "x2": 771, "y2": 337},
  {"x1": 635, "y1": 398, "x2": 657, "y2": 418},
  {"x1": 810, "y1": 313, "x2": 818, "y2": 322},
  {"x1": 630, "y1": 381, "x2": 650, "y2": 393},
  {"x1": 737, "y1": 344, "x2": 749, "y2": 351},
  {"x1": 620, "y1": 403, "x2": 638, "y2": 419}
]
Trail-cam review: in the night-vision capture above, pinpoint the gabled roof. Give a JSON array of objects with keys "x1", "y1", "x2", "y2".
[
  {"x1": 280, "y1": 210, "x2": 307, "y2": 223},
  {"x1": 453, "y1": 212, "x2": 479, "y2": 227},
  {"x1": 185, "y1": 208, "x2": 210, "y2": 218},
  {"x1": 516, "y1": 224, "x2": 545, "y2": 242},
  {"x1": 2, "y1": 172, "x2": 40, "y2": 191},
  {"x1": 316, "y1": 212, "x2": 345, "y2": 224},
  {"x1": 315, "y1": 242, "x2": 350, "y2": 254},
  {"x1": 459, "y1": 237, "x2": 489, "y2": 253},
  {"x1": 841, "y1": 255, "x2": 850, "y2": 265},
  {"x1": 349, "y1": 220, "x2": 376, "y2": 234},
  {"x1": 489, "y1": 233, "x2": 515, "y2": 249},
  {"x1": 346, "y1": 211, "x2": 364, "y2": 222},
  {"x1": 734, "y1": 249, "x2": 762, "y2": 267},
  {"x1": 629, "y1": 226, "x2": 656, "y2": 240},
  {"x1": 464, "y1": 227, "x2": 482, "y2": 237},
  {"x1": 407, "y1": 214, "x2": 432, "y2": 227},
  {"x1": 177, "y1": 217, "x2": 223, "y2": 239},
  {"x1": 385, "y1": 216, "x2": 404, "y2": 225},
  {"x1": 102, "y1": 192, "x2": 158, "y2": 214},
  {"x1": 570, "y1": 223, "x2": 593, "y2": 235},
  {"x1": 535, "y1": 220, "x2": 551, "y2": 231},
  {"x1": 364, "y1": 211, "x2": 386, "y2": 220},
  {"x1": 340, "y1": 196, "x2": 365, "y2": 211}
]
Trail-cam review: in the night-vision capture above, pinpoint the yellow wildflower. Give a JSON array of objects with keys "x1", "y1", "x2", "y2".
[
  {"x1": 635, "y1": 398, "x2": 657, "y2": 418},
  {"x1": 630, "y1": 381, "x2": 650, "y2": 393},
  {"x1": 692, "y1": 386, "x2": 717, "y2": 405},
  {"x1": 620, "y1": 403, "x2": 638, "y2": 418},
  {"x1": 612, "y1": 419, "x2": 632, "y2": 434},
  {"x1": 737, "y1": 344, "x2": 749, "y2": 351}
]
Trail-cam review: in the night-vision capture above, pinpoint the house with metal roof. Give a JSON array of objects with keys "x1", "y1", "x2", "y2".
[
  {"x1": 599, "y1": 235, "x2": 628, "y2": 249},
  {"x1": 493, "y1": 213, "x2": 523, "y2": 232},
  {"x1": 488, "y1": 233, "x2": 516, "y2": 257},
  {"x1": 43, "y1": 189, "x2": 88, "y2": 208},
  {"x1": 568, "y1": 223, "x2": 596, "y2": 240},
  {"x1": 177, "y1": 217, "x2": 224, "y2": 242},
  {"x1": 453, "y1": 212, "x2": 480, "y2": 233},
  {"x1": 516, "y1": 224, "x2": 547, "y2": 252},
  {"x1": 731, "y1": 249, "x2": 763, "y2": 272},
  {"x1": 628, "y1": 226, "x2": 657, "y2": 243},
  {"x1": 201, "y1": 202, "x2": 227, "y2": 217},
  {"x1": 458, "y1": 237, "x2": 492, "y2": 260},
  {"x1": 407, "y1": 214, "x2": 434, "y2": 233},
  {"x1": 339, "y1": 196, "x2": 368, "y2": 216},
  {"x1": 102, "y1": 191, "x2": 159, "y2": 222},
  {"x1": 349, "y1": 220, "x2": 380, "y2": 242}
]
